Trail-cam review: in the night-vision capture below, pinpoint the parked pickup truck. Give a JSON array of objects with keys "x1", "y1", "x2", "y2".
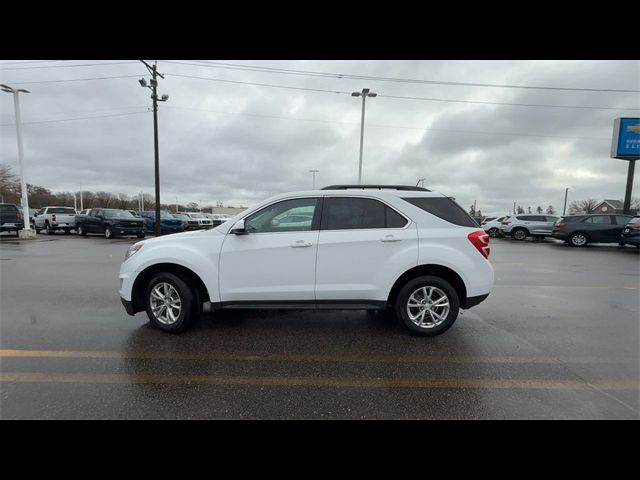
[
  {"x1": 75, "y1": 208, "x2": 146, "y2": 239},
  {"x1": 34, "y1": 206, "x2": 77, "y2": 235}
]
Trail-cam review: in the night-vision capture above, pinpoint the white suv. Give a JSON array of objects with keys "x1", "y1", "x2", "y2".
[{"x1": 119, "y1": 185, "x2": 494, "y2": 336}]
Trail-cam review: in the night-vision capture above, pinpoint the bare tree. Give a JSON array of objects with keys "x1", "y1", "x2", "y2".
[
  {"x1": 569, "y1": 198, "x2": 599, "y2": 214},
  {"x1": 546, "y1": 205, "x2": 556, "y2": 214},
  {"x1": 516, "y1": 205, "x2": 525, "y2": 214}
]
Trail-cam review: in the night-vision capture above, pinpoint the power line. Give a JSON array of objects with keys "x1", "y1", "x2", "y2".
[
  {"x1": 0, "y1": 110, "x2": 149, "y2": 126},
  {"x1": 163, "y1": 105, "x2": 609, "y2": 141},
  {"x1": 377, "y1": 93, "x2": 639, "y2": 111},
  {"x1": 2, "y1": 75, "x2": 144, "y2": 85},
  {"x1": 164, "y1": 72, "x2": 639, "y2": 111},
  {"x1": 162, "y1": 60, "x2": 640, "y2": 93},
  {"x1": 0, "y1": 61, "x2": 139, "y2": 71},
  {"x1": 0, "y1": 60, "x2": 66, "y2": 66},
  {"x1": 165, "y1": 72, "x2": 352, "y2": 95}
]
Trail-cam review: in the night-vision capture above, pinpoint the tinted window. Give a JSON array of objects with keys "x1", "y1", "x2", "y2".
[
  {"x1": 614, "y1": 215, "x2": 633, "y2": 225},
  {"x1": 103, "y1": 209, "x2": 134, "y2": 218},
  {"x1": 0, "y1": 205, "x2": 18, "y2": 214},
  {"x1": 386, "y1": 207, "x2": 408, "y2": 228},
  {"x1": 626, "y1": 217, "x2": 640, "y2": 225},
  {"x1": 545, "y1": 216, "x2": 559, "y2": 222},
  {"x1": 402, "y1": 197, "x2": 477, "y2": 227},
  {"x1": 49, "y1": 207, "x2": 76, "y2": 214},
  {"x1": 245, "y1": 198, "x2": 318, "y2": 233},
  {"x1": 583, "y1": 216, "x2": 611, "y2": 224},
  {"x1": 517, "y1": 215, "x2": 534, "y2": 221},
  {"x1": 323, "y1": 197, "x2": 404, "y2": 230}
]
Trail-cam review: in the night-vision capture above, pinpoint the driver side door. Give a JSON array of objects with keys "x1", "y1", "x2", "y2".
[{"x1": 218, "y1": 197, "x2": 321, "y2": 304}]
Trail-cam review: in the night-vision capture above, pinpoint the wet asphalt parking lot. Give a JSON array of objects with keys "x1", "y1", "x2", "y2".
[{"x1": 0, "y1": 231, "x2": 638, "y2": 419}]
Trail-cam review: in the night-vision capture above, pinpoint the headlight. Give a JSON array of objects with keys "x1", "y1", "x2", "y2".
[{"x1": 124, "y1": 242, "x2": 144, "y2": 262}]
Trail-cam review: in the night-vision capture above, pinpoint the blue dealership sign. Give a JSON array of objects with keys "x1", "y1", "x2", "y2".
[{"x1": 611, "y1": 117, "x2": 640, "y2": 160}]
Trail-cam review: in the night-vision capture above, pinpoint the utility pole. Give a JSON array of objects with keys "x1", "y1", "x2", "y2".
[
  {"x1": 623, "y1": 160, "x2": 636, "y2": 215},
  {"x1": 562, "y1": 187, "x2": 569, "y2": 216},
  {"x1": 139, "y1": 61, "x2": 168, "y2": 236},
  {"x1": 80, "y1": 184, "x2": 83, "y2": 211},
  {"x1": 309, "y1": 169, "x2": 319, "y2": 189},
  {"x1": 1, "y1": 84, "x2": 34, "y2": 237},
  {"x1": 351, "y1": 88, "x2": 377, "y2": 184}
]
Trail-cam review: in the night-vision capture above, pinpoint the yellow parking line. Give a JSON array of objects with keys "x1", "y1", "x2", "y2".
[
  {"x1": 0, "y1": 349, "x2": 635, "y2": 365},
  {"x1": 0, "y1": 371, "x2": 637, "y2": 390}
]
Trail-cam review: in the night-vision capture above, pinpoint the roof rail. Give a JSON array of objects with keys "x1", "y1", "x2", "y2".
[{"x1": 321, "y1": 184, "x2": 431, "y2": 192}]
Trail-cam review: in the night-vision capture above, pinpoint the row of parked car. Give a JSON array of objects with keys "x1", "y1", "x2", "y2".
[
  {"x1": 480, "y1": 213, "x2": 640, "y2": 248},
  {"x1": 0, "y1": 203, "x2": 234, "y2": 238}
]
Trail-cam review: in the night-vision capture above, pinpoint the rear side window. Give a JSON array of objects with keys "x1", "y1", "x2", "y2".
[
  {"x1": 323, "y1": 197, "x2": 407, "y2": 230},
  {"x1": 545, "y1": 216, "x2": 559, "y2": 222},
  {"x1": 0, "y1": 205, "x2": 18, "y2": 214},
  {"x1": 402, "y1": 197, "x2": 478, "y2": 227},
  {"x1": 583, "y1": 216, "x2": 611, "y2": 224}
]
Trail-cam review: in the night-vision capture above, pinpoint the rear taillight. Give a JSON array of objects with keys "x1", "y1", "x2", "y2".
[
  {"x1": 16, "y1": 211, "x2": 22, "y2": 221},
  {"x1": 555, "y1": 223, "x2": 567, "y2": 228},
  {"x1": 468, "y1": 230, "x2": 490, "y2": 259},
  {"x1": 52, "y1": 214, "x2": 57, "y2": 222}
]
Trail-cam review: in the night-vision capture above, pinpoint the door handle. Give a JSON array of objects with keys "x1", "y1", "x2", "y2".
[
  {"x1": 381, "y1": 235, "x2": 401, "y2": 242},
  {"x1": 291, "y1": 240, "x2": 312, "y2": 248}
]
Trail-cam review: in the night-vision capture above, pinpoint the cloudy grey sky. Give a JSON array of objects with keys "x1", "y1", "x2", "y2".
[{"x1": 1, "y1": 60, "x2": 638, "y2": 214}]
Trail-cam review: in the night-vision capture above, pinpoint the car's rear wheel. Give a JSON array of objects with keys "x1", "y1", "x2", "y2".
[
  {"x1": 487, "y1": 227, "x2": 500, "y2": 238},
  {"x1": 512, "y1": 228, "x2": 528, "y2": 241},
  {"x1": 568, "y1": 232, "x2": 589, "y2": 247},
  {"x1": 145, "y1": 272, "x2": 197, "y2": 333},
  {"x1": 77, "y1": 224, "x2": 87, "y2": 236},
  {"x1": 394, "y1": 275, "x2": 460, "y2": 336},
  {"x1": 45, "y1": 223, "x2": 54, "y2": 235}
]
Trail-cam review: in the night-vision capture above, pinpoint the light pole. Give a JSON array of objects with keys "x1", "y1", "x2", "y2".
[
  {"x1": 1, "y1": 84, "x2": 34, "y2": 238},
  {"x1": 309, "y1": 169, "x2": 319, "y2": 189},
  {"x1": 139, "y1": 61, "x2": 168, "y2": 236},
  {"x1": 351, "y1": 88, "x2": 377, "y2": 184},
  {"x1": 563, "y1": 187, "x2": 569, "y2": 216}
]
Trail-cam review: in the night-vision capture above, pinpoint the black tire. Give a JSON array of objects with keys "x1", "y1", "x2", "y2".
[
  {"x1": 45, "y1": 222, "x2": 54, "y2": 235},
  {"x1": 145, "y1": 272, "x2": 198, "y2": 333},
  {"x1": 568, "y1": 232, "x2": 589, "y2": 247},
  {"x1": 77, "y1": 223, "x2": 87, "y2": 236},
  {"x1": 34, "y1": 225, "x2": 40, "y2": 234},
  {"x1": 136, "y1": 232, "x2": 146, "y2": 238},
  {"x1": 104, "y1": 225, "x2": 113, "y2": 239},
  {"x1": 487, "y1": 228, "x2": 500, "y2": 238},
  {"x1": 394, "y1": 275, "x2": 460, "y2": 337},
  {"x1": 63, "y1": 229, "x2": 71, "y2": 235},
  {"x1": 512, "y1": 228, "x2": 528, "y2": 241}
]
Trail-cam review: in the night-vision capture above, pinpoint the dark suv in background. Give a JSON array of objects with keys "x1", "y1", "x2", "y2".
[
  {"x1": 552, "y1": 214, "x2": 634, "y2": 247},
  {"x1": 0, "y1": 203, "x2": 24, "y2": 236}
]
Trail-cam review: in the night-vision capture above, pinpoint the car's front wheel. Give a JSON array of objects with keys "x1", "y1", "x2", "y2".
[
  {"x1": 145, "y1": 272, "x2": 198, "y2": 333},
  {"x1": 45, "y1": 223, "x2": 54, "y2": 235},
  {"x1": 104, "y1": 226, "x2": 113, "y2": 239},
  {"x1": 395, "y1": 275, "x2": 460, "y2": 336}
]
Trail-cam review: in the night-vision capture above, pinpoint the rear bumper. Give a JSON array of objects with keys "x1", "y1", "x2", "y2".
[
  {"x1": 462, "y1": 293, "x2": 489, "y2": 309},
  {"x1": 1, "y1": 222, "x2": 24, "y2": 231},
  {"x1": 551, "y1": 230, "x2": 569, "y2": 240}
]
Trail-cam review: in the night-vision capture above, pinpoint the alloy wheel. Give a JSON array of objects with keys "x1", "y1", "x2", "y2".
[
  {"x1": 406, "y1": 286, "x2": 450, "y2": 329},
  {"x1": 149, "y1": 282, "x2": 182, "y2": 325}
]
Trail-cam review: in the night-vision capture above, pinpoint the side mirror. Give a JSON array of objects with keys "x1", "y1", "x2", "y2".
[{"x1": 230, "y1": 219, "x2": 248, "y2": 235}]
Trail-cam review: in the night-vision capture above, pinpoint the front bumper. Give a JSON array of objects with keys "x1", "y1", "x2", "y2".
[
  {"x1": 113, "y1": 225, "x2": 145, "y2": 235},
  {"x1": 121, "y1": 297, "x2": 136, "y2": 316}
]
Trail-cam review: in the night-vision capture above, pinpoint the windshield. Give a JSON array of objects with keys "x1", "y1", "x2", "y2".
[
  {"x1": 189, "y1": 213, "x2": 204, "y2": 218},
  {"x1": 103, "y1": 209, "x2": 135, "y2": 218}
]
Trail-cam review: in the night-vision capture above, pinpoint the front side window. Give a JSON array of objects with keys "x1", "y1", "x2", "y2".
[
  {"x1": 245, "y1": 198, "x2": 318, "y2": 233},
  {"x1": 322, "y1": 197, "x2": 407, "y2": 230}
]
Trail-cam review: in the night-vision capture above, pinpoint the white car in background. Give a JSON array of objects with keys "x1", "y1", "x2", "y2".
[
  {"x1": 180, "y1": 212, "x2": 213, "y2": 229},
  {"x1": 119, "y1": 185, "x2": 494, "y2": 337},
  {"x1": 482, "y1": 216, "x2": 507, "y2": 237}
]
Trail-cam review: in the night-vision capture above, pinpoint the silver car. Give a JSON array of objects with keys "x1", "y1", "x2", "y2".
[{"x1": 500, "y1": 214, "x2": 559, "y2": 241}]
